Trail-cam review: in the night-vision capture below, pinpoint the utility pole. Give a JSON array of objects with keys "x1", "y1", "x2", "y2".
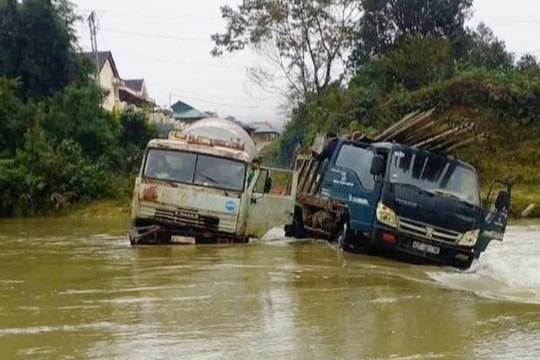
[{"x1": 88, "y1": 11, "x2": 100, "y2": 86}]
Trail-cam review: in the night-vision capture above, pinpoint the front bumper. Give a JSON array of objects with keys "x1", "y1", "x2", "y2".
[
  {"x1": 372, "y1": 225, "x2": 475, "y2": 269},
  {"x1": 128, "y1": 218, "x2": 248, "y2": 245}
]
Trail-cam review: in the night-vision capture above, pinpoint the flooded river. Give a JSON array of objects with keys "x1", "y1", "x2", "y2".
[{"x1": 0, "y1": 218, "x2": 539, "y2": 360}]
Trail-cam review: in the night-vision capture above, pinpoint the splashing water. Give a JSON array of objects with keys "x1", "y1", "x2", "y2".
[{"x1": 427, "y1": 225, "x2": 540, "y2": 304}]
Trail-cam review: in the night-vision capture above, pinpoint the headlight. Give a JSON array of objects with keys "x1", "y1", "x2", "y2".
[
  {"x1": 457, "y1": 229, "x2": 479, "y2": 247},
  {"x1": 376, "y1": 202, "x2": 398, "y2": 228}
]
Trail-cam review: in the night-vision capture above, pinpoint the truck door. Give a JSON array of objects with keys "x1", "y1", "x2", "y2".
[
  {"x1": 320, "y1": 143, "x2": 379, "y2": 232},
  {"x1": 245, "y1": 167, "x2": 298, "y2": 238},
  {"x1": 476, "y1": 181, "x2": 512, "y2": 257}
]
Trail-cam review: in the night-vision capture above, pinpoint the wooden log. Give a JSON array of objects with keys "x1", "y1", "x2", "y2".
[
  {"x1": 521, "y1": 203, "x2": 537, "y2": 218},
  {"x1": 374, "y1": 110, "x2": 422, "y2": 141},
  {"x1": 379, "y1": 109, "x2": 436, "y2": 142}
]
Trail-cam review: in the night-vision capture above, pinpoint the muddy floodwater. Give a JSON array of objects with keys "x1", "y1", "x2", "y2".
[{"x1": 0, "y1": 217, "x2": 539, "y2": 360}]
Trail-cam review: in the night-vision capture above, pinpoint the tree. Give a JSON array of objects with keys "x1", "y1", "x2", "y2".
[
  {"x1": 0, "y1": 0, "x2": 86, "y2": 98},
  {"x1": 43, "y1": 83, "x2": 118, "y2": 159},
  {"x1": 351, "y1": 0, "x2": 472, "y2": 66},
  {"x1": 517, "y1": 53, "x2": 540, "y2": 72},
  {"x1": 459, "y1": 23, "x2": 514, "y2": 70},
  {"x1": 0, "y1": 77, "x2": 30, "y2": 154},
  {"x1": 353, "y1": 35, "x2": 455, "y2": 93},
  {"x1": 211, "y1": 0, "x2": 361, "y2": 100}
]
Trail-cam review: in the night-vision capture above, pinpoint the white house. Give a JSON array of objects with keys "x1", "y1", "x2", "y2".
[
  {"x1": 83, "y1": 51, "x2": 122, "y2": 111},
  {"x1": 84, "y1": 51, "x2": 157, "y2": 113}
]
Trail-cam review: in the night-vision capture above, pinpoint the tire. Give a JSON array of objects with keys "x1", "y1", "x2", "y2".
[
  {"x1": 334, "y1": 221, "x2": 354, "y2": 251},
  {"x1": 456, "y1": 256, "x2": 474, "y2": 270},
  {"x1": 284, "y1": 206, "x2": 306, "y2": 238}
]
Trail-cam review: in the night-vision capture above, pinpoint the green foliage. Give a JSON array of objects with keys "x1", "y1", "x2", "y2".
[
  {"x1": 354, "y1": 36, "x2": 456, "y2": 93},
  {"x1": 0, "y1": 89, "x2": 156, "y2": 217},
  {"x1": 352, "y1": 0, "x2": 473, "y2": 65},
  {"x1": 0, "y1": 77, "x2": 32, "y2": 153},
  {"x1": 0, "y1": 1, "x2": 161, "y2": 217},
  {"x1": 458, "y1": 23, "x2": 515, "y2": 71},
  {"x1": 0, "y1": 0, "x2": 86, "y2": 98},
  {"x1": 114, "y1": 109, "x2": 158, "y2": 173},
  {"x1": 517, "y1": 53, "x2": 540, "y2": 73},
  {"x1": 43, "y1": 83, "x2": 119, "y2": 158},
  {"x1": 3, "y1": 138, "x2": 111, "y2": 216},
  {"x1": 118, "y1": 109, "x2": 158, "y2": 149},
  {"x1": 273, "y1": 7, "x2": 540, "y2": 215}
]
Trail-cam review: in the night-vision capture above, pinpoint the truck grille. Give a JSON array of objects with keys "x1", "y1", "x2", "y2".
[
  {"x1": 155, "y1": 207, "x2": 219, "y2": 231},
  {"x1": 397, "y1": 216, "x2": 461, "y2": 244}
]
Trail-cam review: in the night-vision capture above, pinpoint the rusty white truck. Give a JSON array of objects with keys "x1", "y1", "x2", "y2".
[{"x1": 128, "y1": 117, "x2": 298, "y2": 245}]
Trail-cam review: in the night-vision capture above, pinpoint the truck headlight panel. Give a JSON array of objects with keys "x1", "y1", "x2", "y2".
[
  {"x1": 457, "y1": 229, "x2": 480, "y2": 247},
  {"x1": 376, "y1": 202, "x2": 398, "y2": 228}
]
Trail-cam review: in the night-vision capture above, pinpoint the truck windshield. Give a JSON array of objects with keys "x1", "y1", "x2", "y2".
[
  {"x1": 143, "y1": 149, "x2": 247, "y2": 192},
  {"x1": 389, "y1": 149, "x2": 480, "y2": 206}
]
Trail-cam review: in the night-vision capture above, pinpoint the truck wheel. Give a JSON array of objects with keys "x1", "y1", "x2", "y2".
[
  {"x1": 284, "y1": 206, "x2": 306, "y2": 238},
  {"x1": 335, "y1": 221, "x2": 353, "y2": 251},
  {"x1": 457, "y1": 256, "x2": 474, "y2": 270}
]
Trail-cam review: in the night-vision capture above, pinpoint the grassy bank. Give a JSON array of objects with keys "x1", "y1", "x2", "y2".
[
  {"x1": 58, "y1": 199, "x2": 131, "y2": 220},
  {"x1": 503, "y1": 188, "x2": 539, "y2": 218}
]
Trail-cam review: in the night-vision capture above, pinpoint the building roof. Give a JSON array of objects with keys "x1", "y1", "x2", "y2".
[
  {"x1": 120, "y1": 78, "x2": 149, "y2": 105},
  {"x1": 171, "y1": 100, "x2": 207, "y2": 120},
  {"x1": 123, "y1": 79, "x2": 145, "y2": 93},
  {"x1": 249, "y1": 121, "x2": 283, "y2": 135},
  {"x1": 83, "y1": 50, "x2": 120, "y2": 78},
  {"x1": 230, "y1": 119, "x2": 256, "y2": 133}
]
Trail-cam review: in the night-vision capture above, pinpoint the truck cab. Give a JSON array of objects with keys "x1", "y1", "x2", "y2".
[
  {"x1": 288, "y1": 138, "x2": 511, "y2": 269},
  {"x1": 129, "y1": 118, "x2": 297, "y2": 245}
]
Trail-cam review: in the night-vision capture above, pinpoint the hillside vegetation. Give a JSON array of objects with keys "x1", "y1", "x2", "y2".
[
  {"x1": 264, "y1": 15, "x2": 540, "y2": 217},
  {"x1": 269, "y1": 68, "x2": 540, "y2": 217}
]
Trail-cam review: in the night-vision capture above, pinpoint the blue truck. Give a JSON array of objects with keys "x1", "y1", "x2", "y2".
[{"x1": 285, "y1": 137, "x2": 511, "y2": 269}]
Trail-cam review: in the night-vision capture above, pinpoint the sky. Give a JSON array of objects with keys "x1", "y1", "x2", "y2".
[{"x1": 72, "y1": 0, "x2": 540, "y2": 126}]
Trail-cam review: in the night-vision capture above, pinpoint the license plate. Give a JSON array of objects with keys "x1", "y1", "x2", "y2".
[
  {"x1": 412, "y1": 241, "x2": 440, "y2": 255},
  {"x1": 171, "y1": 235, "x2": 196, "y2": 244}
]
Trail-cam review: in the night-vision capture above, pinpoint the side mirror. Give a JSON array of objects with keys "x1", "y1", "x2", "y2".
[
  {"x1": 370, "y1": 155, "x2": 385, "y2": 176},
  {"x1": 264, "y1": 176, "x2": 272, "y2": 193},
  {"x1": 494, "y1": 190, "x2": 510, "y2": 211}
]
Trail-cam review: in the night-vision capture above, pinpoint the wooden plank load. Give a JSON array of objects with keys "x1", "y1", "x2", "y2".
[{"x1": 373, "y1": 108, "x2": 486, "y2": 155}]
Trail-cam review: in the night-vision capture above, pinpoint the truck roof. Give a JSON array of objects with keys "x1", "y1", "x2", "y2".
[
  {"x1": 183, "y1": 117, "x2": 258, "y2": 159},
  {"x1": 370, "y1": 141, "x2": 476, "y2": 171},
  {"x1": 340, "y1": 138, "x2": 476, "y2": 171},
  {"x1": 146, "y1": 138, "x2": 251, "y2": 163}
]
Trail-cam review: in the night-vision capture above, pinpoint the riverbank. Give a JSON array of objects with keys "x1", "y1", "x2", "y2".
[
  {"x1": 58, "y1": 199, "x2": 131, "y2": 220},
  {"x1": 52, "y1": 192, "x2": 537, "y2": 222},
  {"x1": 510, "y1": 189, "x2": 539, "y2": 218}
]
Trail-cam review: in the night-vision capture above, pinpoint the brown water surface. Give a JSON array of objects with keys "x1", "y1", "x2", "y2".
[{"x1": 0, "y1": 218, "x2": 539, "y2": 359}]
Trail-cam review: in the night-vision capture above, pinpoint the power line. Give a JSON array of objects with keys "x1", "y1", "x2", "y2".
[
  {"x1": 112, "y1": 52, "x2": 246, "y2": 70},
  {"x1": 77, "y1": 9, "x2": 219, "y2": 23},
  {"x1": 100, "y1": 28, "x2": 211, "y2": 42}
]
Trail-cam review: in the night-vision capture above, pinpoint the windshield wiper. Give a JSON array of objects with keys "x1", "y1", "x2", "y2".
[
  {"x1": 432, "y1": 189, "x2": 461, "y2": 200},
  {"x1": 198, "y1": 173, "x2": 218, "y2": 183},
  {"x1": 431, "y1": 189, "x2": 475, "y2": 207},
  {"x1": 198, "y1": 173, "x2": 230, "y2": 196},
  {"x1": 394, "y1": 182, "x2": 434, "y2": 197}
]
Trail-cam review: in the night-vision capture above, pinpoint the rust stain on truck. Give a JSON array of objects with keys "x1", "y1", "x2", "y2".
[{"x1": 141, "y1": 186, "x2": 159, "y2": 202}]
